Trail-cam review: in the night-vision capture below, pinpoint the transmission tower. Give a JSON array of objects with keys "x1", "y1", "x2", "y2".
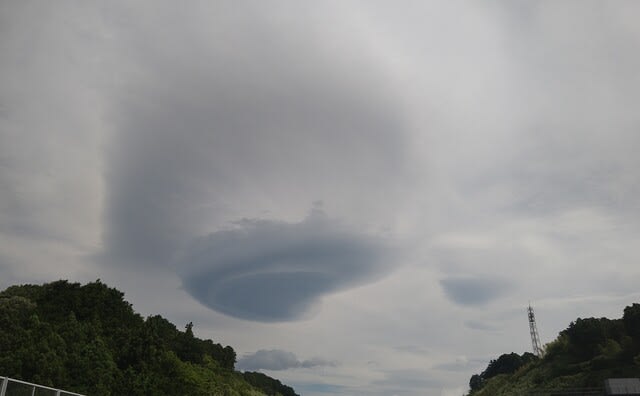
[{"x1": 528, "y1": 304, "x2": 544, "y2": 357}]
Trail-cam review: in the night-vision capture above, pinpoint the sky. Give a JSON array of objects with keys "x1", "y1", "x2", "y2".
[{"x1": 2, "y1": 1, "x2": 640, "y2": 395}]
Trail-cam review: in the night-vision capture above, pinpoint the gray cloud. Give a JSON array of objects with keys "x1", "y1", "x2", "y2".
[
  {"x1": 180, "y1": 211, "x2": 393, "y2": 321},
  {"x1": 96, "y1": 2, "x2": 408, "y2": 322},
  {"x1": 440, "y1": 276, "x2": 512, "y2": 306},
  {"x1": 373, "y1": 369, "x2": 446, "y2": 392},
  {"x1": 0, "y1": 1, "x2": 106, "y2": 285},
  {"x1": 393, "y1": 345, "x2": 431, "y2": 356},
  {"x1": 300, "y1": 357, "x2": 337, "y2": 369},
  {"x1": 291, "y1": 383, "x2": 345, "y2": 395},
  {"x1": 102, "y1": 2, "x2": 409, "y2": 269},
  {"x1": 465, "y1": 2, "x2": 640, "y2": 219},
  {"x1": 238, "y1": 349, "x2": 298, "y2": 371},
  {"x1": 237, "y1": 349, "x2": 336, "y2": 371},
  {"x1": 433, "y1": 357, "x2": 487, "y2": 372},
  {"x1": 464, "y1": 320, "x2": 500, "y2": 332}
]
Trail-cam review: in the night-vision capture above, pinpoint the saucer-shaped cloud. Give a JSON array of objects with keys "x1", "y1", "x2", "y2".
[
  {"x1": 180, "y1": 212, "x2": 392, "y2": 322},
  {"x1": 440, "y1": 276, "x2": 512, "y2": 306}
]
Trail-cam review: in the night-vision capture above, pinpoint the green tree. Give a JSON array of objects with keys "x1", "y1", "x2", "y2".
[
  {"x1": 0, "y1": 280, "x2": 294, "y2": 396},
  {"x1": 242, "y1": 371, "x2": 299, "y2": 396},
  {"x1": 481, "y1": 352, "x2": 527, "y2": 379},
  {"x1": 623, "y1": 303, "x2": 640, "y2": 340},
  {"x1": 469, "y1": 374, "x2": 484, "y2": 392}
]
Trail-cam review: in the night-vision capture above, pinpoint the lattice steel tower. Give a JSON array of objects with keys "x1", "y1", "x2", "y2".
[{"x1": 528, "y1": 304, "x2": 544, "y2": 357}]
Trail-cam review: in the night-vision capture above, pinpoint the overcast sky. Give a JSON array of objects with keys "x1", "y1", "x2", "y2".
[{"x1": 2, "y1": 1, "x2": 640, "y2": 395}]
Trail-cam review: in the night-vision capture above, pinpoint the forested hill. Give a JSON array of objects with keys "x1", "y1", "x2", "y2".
[
  {"x1": 0, "y1": 280, "x2": 298, "y2": 396},
  {"x1": 466, "y1": 303, "x2": 640, "y2": 395}
]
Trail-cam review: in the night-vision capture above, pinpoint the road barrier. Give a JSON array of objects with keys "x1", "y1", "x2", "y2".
[{"x1": 0, "y1": 376, "x2": 85, "y2": 396}]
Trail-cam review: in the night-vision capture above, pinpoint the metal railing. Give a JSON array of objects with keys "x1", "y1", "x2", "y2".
[{"x1": 0, "y1": 377, "x2": 85, "y2": 396}]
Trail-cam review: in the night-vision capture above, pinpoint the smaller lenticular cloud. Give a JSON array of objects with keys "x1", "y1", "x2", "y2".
[
  {"x1": 179, "y1": 210, "x2": 394, "y2": 322},
  {"x1": 440, "y1": 276, "x2": 512, "y2": 306},
  {"x1": 464, "y1": 319, "x2": 500, "y2": 332},
  {"x1": 237, "y1": 349, "x2": 337, "y2": 371}
]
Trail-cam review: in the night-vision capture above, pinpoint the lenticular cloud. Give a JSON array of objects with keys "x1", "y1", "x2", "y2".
[{"x1": 179, "y1": 211, "x2": 392, "y2": 322}]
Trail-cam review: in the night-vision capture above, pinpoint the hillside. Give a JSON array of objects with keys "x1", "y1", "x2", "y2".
[
  {"x1": 466, "y1": 303, "x2": 640, "y2": 395},
  {"x1": 0, "y1": 280, "x2": 298, "y2": 396}
]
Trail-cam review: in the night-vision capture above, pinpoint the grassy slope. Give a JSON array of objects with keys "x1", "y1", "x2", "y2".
[{"x1": 474, "y1": 360, "x2": 639, "y2": 396}]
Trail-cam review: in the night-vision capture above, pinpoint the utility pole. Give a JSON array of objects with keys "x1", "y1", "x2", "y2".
[{"x1": 528, "y1": 304, "x2": 544, "y2": 357}]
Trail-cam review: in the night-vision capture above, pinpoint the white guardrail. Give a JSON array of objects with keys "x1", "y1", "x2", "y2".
[{"x1": 0, "y1": 376, "x2": 85, "y2": 396}]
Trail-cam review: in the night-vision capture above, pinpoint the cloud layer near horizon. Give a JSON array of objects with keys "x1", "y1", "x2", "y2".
[{"x1": 237, "y1": 349, "x2": 336, "y2": 371}]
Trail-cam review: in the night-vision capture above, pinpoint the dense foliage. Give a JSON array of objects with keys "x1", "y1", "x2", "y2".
[
  {"x1": 468, "y1": 352, "x2": 537, "y2": 392},
  {"x1": 467, "y1": 303, "x2": 640, "y2": 395},
  {"x1": 0, "y1": 280, "x2": 298, "y2": 396},
  {"x1": 242, "y1": 372, "x2": 298, "y2": 396}
]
